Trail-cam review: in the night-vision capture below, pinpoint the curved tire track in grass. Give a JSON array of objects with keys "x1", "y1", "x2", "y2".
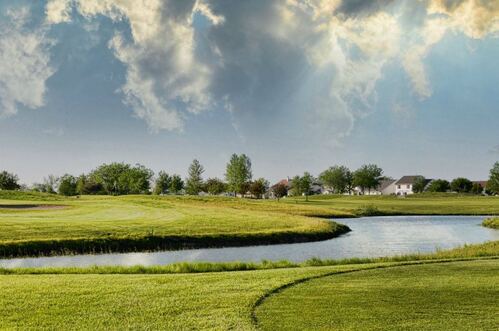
[{"x1": 250, "y1": 257, "x2": 498, "y2": 329}]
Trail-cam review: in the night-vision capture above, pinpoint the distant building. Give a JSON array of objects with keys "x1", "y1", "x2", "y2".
[
  {"x1": 379, "y1": 178, "x2": 397, "y2": 195},
  {"x1": 394, "y1": 176, "x2": 431, "y2": 195},
  {"x1": 352, "y1": 178, "x2": 396, "y2": 195}
]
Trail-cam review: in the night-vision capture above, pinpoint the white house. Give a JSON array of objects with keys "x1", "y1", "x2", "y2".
[
  {"x1": 394, "y1": 176, "x2": 417, "y2": 195},
  {"x1": 394, "y1": 176, "x2": 433, "y2": 195}
]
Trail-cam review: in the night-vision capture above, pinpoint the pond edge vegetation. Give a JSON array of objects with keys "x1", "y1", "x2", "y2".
[
  {"x1": 482, "y1": 217, "x2": 499, "y2": 229},
  {"x1": 1, "y1": 241, "x2": 496, "y2": 275},
  {"x1": 0, "y1": 222, "x2": 350, "y2": 259}
]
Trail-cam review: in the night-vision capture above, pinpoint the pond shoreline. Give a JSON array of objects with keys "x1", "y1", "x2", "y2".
[
  {"x1": 1, "y1": 215, "x2": 497, "y2": 268},
  {"x1": 0, "y1": 223, "x2": 351, "y2": 259}
]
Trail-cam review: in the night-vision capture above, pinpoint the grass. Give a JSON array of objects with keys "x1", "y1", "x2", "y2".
[
  {"x1": 2, "y1": 240, "x2": 497, "y2": 275},
  {"x1": 280, "y1": 193, "x2": 499, "y2": 216},
  {"x1": 256, "y1": 260, "x2": 499, "y2": 330},
  {"x1": 1, "y1": 191, "x2": 499, "y2": 257},
  {"x1": 0, "y1": 248, "x2": 497, "y2": 329},
  {"x1": 483, "y1": 217, "x2": 499, "y2": 229},
  {"x1": 0, "y1": 192, "x2": 350, "y2": 257}
]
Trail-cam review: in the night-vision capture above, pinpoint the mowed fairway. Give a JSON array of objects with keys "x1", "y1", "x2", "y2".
[
  {"x1": 1, "y1": 259, "x2": 497, "y2": 330},
  {"x1": 280, "y1": 194, "x2": 499, "y2": 215},
  {"x1": 0, "y1": 193, "x2": 350, "y2": 257},
  {"x1": 256, "y1": 260, "x2": 499, "y2": 331}
]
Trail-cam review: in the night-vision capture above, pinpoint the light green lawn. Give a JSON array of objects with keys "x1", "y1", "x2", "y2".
[
  {"x1": 256, "y1": 260, "x2": 499, "y2": 331},
  {"x1": 1, "y1": 259, "x2": 497, "y2": 330},
  {"x1": 280, "y1": 193, "x2": 499, "y2": 215}
]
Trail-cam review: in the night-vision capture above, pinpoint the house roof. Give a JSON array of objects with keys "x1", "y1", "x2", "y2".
[
  {"x1": 395, "y1": 176, "x2": 421, "y2": 185},
  {"x1": 272, "y1": 178, "x2": 290, "y2": 188},
  {"x1": 378, "y1": 179, "x2": 396, "y2": 191},
  {"x1": 472, "y1": 181, "x2": 488, "y2": 187}
]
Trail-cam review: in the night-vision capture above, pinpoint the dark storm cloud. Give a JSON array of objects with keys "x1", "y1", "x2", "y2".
[{"x1": 335, "y1": 0, "x2": 396, "y2": 17}]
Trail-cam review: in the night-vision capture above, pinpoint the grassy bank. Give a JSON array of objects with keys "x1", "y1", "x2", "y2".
[
  {"x1": 2, "y1": 241, "x2": 497, "y2": 275},
  {"x1": 483, "y1": 217, "x2": 499, "y2": 229},
  {"x1": 280, "y1": 193, "x2": 499, "y2": 215},
  {"x1": 256, "y1": 260, "x2": 499, "y2": 330},
  {"x1": 0, "y1": 192, "x2": 350, "y2": 258},
  {"x1": 1, "y1": 241, "x2": 497, "y2": 330}
]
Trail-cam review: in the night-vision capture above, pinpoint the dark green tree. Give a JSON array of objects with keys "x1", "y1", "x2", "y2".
[
  {"x1": 249, "y1": 178, "x2": 269, "y2": 199},
  {"x1": 58, "y1": 174, "x2": 78, "y2": 196},
  {"x1": 154, "y1": 171, "x2": 171, "y2": 195},
  {"x1": 352, "y1": 164, "x2": 383, "y2": 194},
  {"x1": 89, "y1": 163, "x2": 153, "y2": 195},
  {"x1": 185, "y1": 159, "x2": 204, "y2": 195},
  {"x1": 290, "y1": 173, "x2": 313, "y2": 201},
  {"x1": 225, "y1": 154, "x2": 252, "y2": 196},
  {"x1": 319, "y1": 166, "x2": 351, "y2": 194},
  {"x1": 0, "y1": 171, "x2": 20, "y2": 190},
  {"x1": 487, "y1": 162, "x2": 499, "y2": 194},
  {"x1": 450, "y1": 177, "x2": 473, "y2": 193},
  {"x1": 427, "y1": 179, "x2": 450, "y2": 192},
  {"x1": 412, "y1": 176, "x2": 427, "y2": 193},
  {"x1": 204, "y1": 178, "x2": 227, "y2": 195},
  {"x1": 471, "y1": 182, "x2": 484, "y2": 195},
  {"x1": 272, "y1": 183, "x2": 288, "y2": 201},
  {"x1": 169, "y1": 174, "x2": 184, "y2": 194}
]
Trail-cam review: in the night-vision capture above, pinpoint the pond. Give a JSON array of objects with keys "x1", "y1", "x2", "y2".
[{"x1": 1, "y1": 216, "x2": 497, "y2": 268}]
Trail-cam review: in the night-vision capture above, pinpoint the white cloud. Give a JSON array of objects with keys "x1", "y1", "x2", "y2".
[
  {"x1": 0, "y1": 7, "x2": 54, "y2": 117},
  {"x1": 46, "y1": 0, "x2": 72, "y2": 24},
  {"x1": 65, "y1": 0, "x2": 217, "y2": 131},
  {"x1": 26, "y1": 0, "x2": 499, "y2": 142}
]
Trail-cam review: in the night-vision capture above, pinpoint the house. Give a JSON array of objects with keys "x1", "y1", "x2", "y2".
[
  {"x1": 394, "y1": 176, "x2": 431, "y2": 195},
  {"x1": 352, "y1": 178, "x2": 396, "y2": 195},
  {"x1": 379, "y1": 178, "x2": 397, "y2": 195},
  {"x1": 269, "y1": 178, "x2": 291, "y2": 198}
]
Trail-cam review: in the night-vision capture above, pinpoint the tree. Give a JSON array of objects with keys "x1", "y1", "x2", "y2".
[
  {"x1": 471, "y1": 182, "x2": 484, "y2": 195},
  {"x1": 204, "y1": 178, "x2": 227, "y2": 195},
  {"x1": 76, "y1": 175, "x2": 104, "y2": 195},
  {"x1": 319, "y1": 166, "x2": 351, "y2": 194},
  {"x1": 427, "y1": 179, "x2": 450, "y2": 193},
  {"x1": 487, "y1": 162, "x2": 499, "y2": 195},
  {"x1": 272, "y1": 183, "x2": 288, "y2": 201},
  {"x1": 58, "y1": 174, "x2": 78, "y2": 196},
  {"x1": 290, "y1": 172, "x2": 313, "y2": 201},
  {"x1": 169, "y1": 174, "x2": 184, "y2": 194},
  {"x1": 32, "y1": 175, "x2": 59, "y2": 194},
  {"x1": 412, "y1": 176, "x2": 427, "y2": 193},
  {"x1": 89, "y1": 163, "x2": 153, "y2": 195},
  {"x1": 185, "y1": 159, "x2": 204, "y2": 195},
  {"x1": 450, "y1": 177, "x2": 473, "y2": 193},
  {"x1": 352, "y1": 164, "x2": 383, "y2": 194},
  {"x1": 225, "y1": 154, "x2": 252, "y2": 196},
  {"x1": 0, "y1": 171, "x2": 20, "y2": 190},
  {"x1": 154, "y1": 171, "x2": 171, "y2": 195},
  {"x1": 249, "y1": 178, "x2": 269, "y2": 199}
]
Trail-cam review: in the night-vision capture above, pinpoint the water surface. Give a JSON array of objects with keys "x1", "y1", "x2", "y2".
[{"x1": 1, "y1": 216, "x2": 497, "y2": 268}]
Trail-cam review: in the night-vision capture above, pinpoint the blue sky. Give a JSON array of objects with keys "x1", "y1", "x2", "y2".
[{"x1": 0, "y1": 0, "x2": 498, "y2": 184}]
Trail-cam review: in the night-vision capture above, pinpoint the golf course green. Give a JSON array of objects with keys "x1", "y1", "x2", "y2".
[{"x1": 0, "y1": 191, "x2": 498, "y2": 329}]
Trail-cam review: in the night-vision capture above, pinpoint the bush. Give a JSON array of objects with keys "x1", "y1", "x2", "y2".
[
  {"x1": 0, "y1": 171, "x2": 20, "y2": 190},
  {"x1": 356, "y1": 205, "x2": 383, "y2": 216},
  {"x1": 58, "y1": 175, "x2": 78, "y2": 196},
  {"x1": 450, "y1": 177, "x2": 473, "y2": 193}
]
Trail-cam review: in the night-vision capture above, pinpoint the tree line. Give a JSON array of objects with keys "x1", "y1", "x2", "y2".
[{"x1": 1, "y1": 159, "x2": 498, "y2": 198}]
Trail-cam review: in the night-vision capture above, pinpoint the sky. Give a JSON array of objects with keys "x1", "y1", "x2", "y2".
[{"x1": 0, "y1": 0, "x2": 498, "y2": 185}]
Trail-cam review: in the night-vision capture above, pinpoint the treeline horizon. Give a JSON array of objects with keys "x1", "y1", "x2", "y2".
[{"x1": 1, "y1": 155, "x2": 498, "y2": 198}]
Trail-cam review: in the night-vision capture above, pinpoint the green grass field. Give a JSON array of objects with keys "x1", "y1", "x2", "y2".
[
  {"x1": 1, "y1": 256, "x2": 497, "y2": 329},
  {"x1": 0, "y1": 192, "x2": 350, "y2": 257},
  {"x1": 256, "y1": 260, "x2": 499, "y2": 331},
  {"x1": 1, "y1": 191, "x2": 498, "y2": 257},
  {"x1": 1, "y1": 191, "x2": 498, "y2": 330}
]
